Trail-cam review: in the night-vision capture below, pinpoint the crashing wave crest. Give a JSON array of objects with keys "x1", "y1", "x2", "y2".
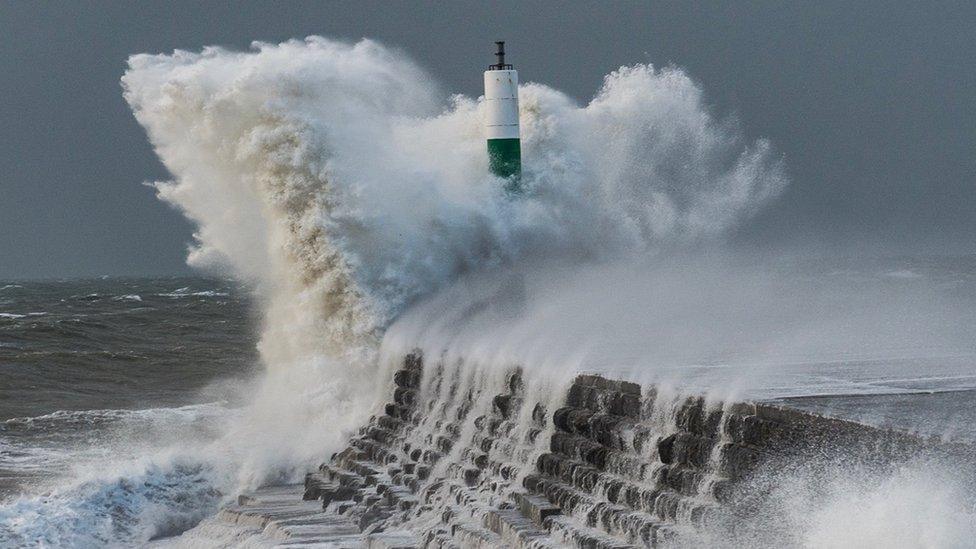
[
  {"x1": 123, "y1": 36, "x2": 785, "y2": 351},
  {"x1": 0, "y1": 36, "x2": 788, "y2": 547},
  {"x1": 120, "y1": 34, "x2": 786, "y2": 493}
]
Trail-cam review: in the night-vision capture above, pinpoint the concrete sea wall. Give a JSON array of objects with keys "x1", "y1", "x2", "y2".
[{"x1": 213, "y1": 353, "x2": 974, "y2": 548}]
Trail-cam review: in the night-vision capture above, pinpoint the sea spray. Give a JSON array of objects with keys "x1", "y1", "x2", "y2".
[
  {"x1": 381, "y1": 257, "x2": 976, "y2": 400},
  {"x1": 0, "y1": 428, "x2": 235, "y2": 546},
  {"x1": 2, "y1": 34, "x2": 972, "y2": 547},
  {"x1": 113, "y1": 37, "x2": 976, "y2": 546},
  {"x1": 123, "y1": 37, "x2": 785, "y2": 331},
  {"x1": 121, "y1": 35, "x2": 785, "y2": 491},
  {"x1": 673, "y1": 455, "x2": 976, "y2": 548}
]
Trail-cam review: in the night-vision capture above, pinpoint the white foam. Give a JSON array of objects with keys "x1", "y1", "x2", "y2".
[
  {"x1": 383, "y1": 258, "x2": 976, "y2": 401},
  {"x1": 157, "y1": 290, "x2": 228, "y2": 298},
  {"x1": 798, "y1": 467, "x2": 976, "y2": 548},
  {"x1": 0, "y1": 403, "x2": 239, "y2": 545},
  {"x1": 10, "y1": 33, "x2": 955, "y2": 547},
  {"x1": 0, "y1": 454, "x2": 229, "y2": 546},
  {"x1": 119, "y1": 36, "x2": 784, "y2": 494},
  {"x1": 2, "y1": 402, "x2": 229, "y2": 427},
  {"x1": 685, "y1": 462, "x2": 976, "y2": 549}
]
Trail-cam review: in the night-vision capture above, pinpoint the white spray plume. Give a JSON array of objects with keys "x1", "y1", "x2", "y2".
[
  {"x1": 1, "y1": 34, "x2": 958, "y2": 549},
  {"x1": 382, "y1": 255, "x2": 976, "y2": 407},
  {"x1": 122, "y1": 36, "x2": 786, "y2": 485}
]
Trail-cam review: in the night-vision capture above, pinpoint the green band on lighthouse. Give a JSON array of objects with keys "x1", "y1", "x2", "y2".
[{"x1": 487, "y1": 138, "x2": 521, "y2": 180}]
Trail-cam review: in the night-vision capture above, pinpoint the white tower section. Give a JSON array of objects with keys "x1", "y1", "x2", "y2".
[{"x1": 484, "y1": 69, "x2": 520, "y2": 141}]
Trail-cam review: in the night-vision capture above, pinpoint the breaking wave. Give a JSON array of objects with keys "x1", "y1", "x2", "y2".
[
  {"x1": 156, "y1": 288, "x2": 228, "y2": 298},
  {"x1": 121, "y1": 34, "x2": 785, "y2": 480},
  {"x1": 123, "y1": 36, "x2": 784, "y2": 347},
  {"x1": 5, "y1": 33, "x2": 976, "y2": 548},
  {"x1": 4, "y1": 35, "x2": 791, "y2": 546},
  {"x1": 0, "y1": 403, "x2": 236, "y2": 546},
  {"x1": 0, "y1": 456, "x2": 226, "y2": 547},
  {"x1": 1, "y1": 402, "x2": 228, "y2": 430}
]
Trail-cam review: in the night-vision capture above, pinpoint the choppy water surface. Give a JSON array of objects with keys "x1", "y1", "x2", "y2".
[
  {"x1": 1, "y1": 259, "x2": 975, "y2": 547},
  {"x1": 0, "y1": 277, "x2": 257, "y2": 498}
]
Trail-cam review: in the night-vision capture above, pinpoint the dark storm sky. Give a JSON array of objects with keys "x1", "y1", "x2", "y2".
[{"x1": 1, "y1": 1, "x2": 973, "y2": 278}]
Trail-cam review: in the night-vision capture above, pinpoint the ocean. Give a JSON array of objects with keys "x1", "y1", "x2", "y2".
[
  {"x1": 0, "y1": 277, "x2": 257, "y2": 500},
  {"x1": 2, "y1": 258, "x2": 975, "y2": 546},
  {"x1": 3, "y1": 35, "x2": 975, "y2": 547}
]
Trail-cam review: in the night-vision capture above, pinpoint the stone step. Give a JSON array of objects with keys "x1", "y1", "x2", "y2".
[
  {"x1": 350, "y1": 436, "x2": 397, "y2": 465},
  {"x1": 512, "y1": 492, "x2": 560, "y2": 528},
  {"x1": 393, "y1": 368, "x2": 423, "y2": 389},
  {"x1": 444, "y1": 462, "x2": 482, "y2": 487},
  {"x1": 264, "y1": 515, "x2": 361, "y2": 541},
  {"x1": 717, "y1": 442, "x2": 762, "y2": 476},
  {"x1": 365, "y1": 530, "x2": 420, "y2": 549},
  {"x1": 536, "y1": 452, "x2": 664, "y2": 502},
  {"x1": 553, "y1": 408, "x2": 639, "y2": 452},
  {"x1": 485, "y1": 508, "x2": 558, "y2": 548},
  {"x1": 217, "y1": 485, "x2": 372, "y2": 547},
  {"x1": 524, "y1": 475, "x2": 597, "y2": 518},
  {"x1": 273, "y1": 538, "x2": 364, "y2": 548},
  {"x1": 451, "y1": 521, "x2": 511, "y2": 549},
  {"x1": 319, "y1": 465, "x2": 366, "y2": 488},
  {"x1": 237, "y1": 484, "x2": 309, "y2": 502},
  {"x1": 218, "y1": 504, "x2": 322, "y2": 530},
  {"x1": 441, "y1": 482, "x2": 512, "y2": 524},
  {"x1": 382, "y1": 485, "x2": 419, "y2": 510},
  {"x1": 384, "y1": 403, "x2": 415, "y2": 423},
  {"x1": 546, "y1": 515, "x2": 638, "y2": 549},
  {"x1": 358, "y1": 502, "x2": 394, "y2": 530},
  {"x1": 471, "y1": 433, "x2": 536, "y2": 464},
  {"x1": 393, "y1": 387, "x2": 418, "y2": 407},
  {"x1": 423, "y1": 528, "x2": 460, "y2": 549},
  {"x1": 365, "y1": 425, "x2": 401, "y2": 446},
  {"x1": 304, "y1": 472, "x2": 334, "y2": 501},
  {"x1": 492, "y1": 394, "x2": 523, "y2": 420},
  {"x1": 566, "y1": 383, "x2": 642, "y2": 418},
  {"x1": 656, "y1": 432, "x2": 715, "y2": 468},
  {"x1": 528, "y1": 475, "x2": 681, "y2": 535},
  {"x1": 340, "y1": 459, "x2": 385, "y2": 480},
  {"x1": 377, "y1": 414, "x2": 409, "y2": 433}
]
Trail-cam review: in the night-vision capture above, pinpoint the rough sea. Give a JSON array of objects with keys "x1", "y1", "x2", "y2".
[
  {"x1": 2, "y1": 258, "x2": 976, "y2": 546},
  {"x1": 0, "y1": 277, "x2": 257, "y2": 500},
  {"x1": 3, "y1": 35, "x2": 975, "y2": 546}
]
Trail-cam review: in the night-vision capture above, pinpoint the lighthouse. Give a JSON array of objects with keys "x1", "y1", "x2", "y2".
[{"x1": 484, "y1": 41, "x2": 521, "y2": 192}]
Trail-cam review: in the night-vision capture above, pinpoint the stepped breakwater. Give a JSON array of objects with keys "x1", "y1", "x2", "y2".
[
  {"x1": 89, "y1": 36, "x2": 976, "y2": 547},
  {"x1": 177, "y1": 353, "x2": 976, "y2": 548}
]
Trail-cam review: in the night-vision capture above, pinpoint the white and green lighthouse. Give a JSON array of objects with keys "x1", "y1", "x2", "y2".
[{"x1": 484, "y1": 41, "x2": 521, "y2": 193}]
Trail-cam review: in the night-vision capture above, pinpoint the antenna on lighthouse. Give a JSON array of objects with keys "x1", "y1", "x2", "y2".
[
  {"x1": 489, "y1": 41, "x2": 512, "y2": 70},
  {"x1": 484, "y1": 41, "x2": 522, "y2": 193}
]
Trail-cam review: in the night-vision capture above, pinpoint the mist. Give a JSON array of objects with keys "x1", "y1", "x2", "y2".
[
  {"x1": 4, "y1": 30, "x2": 972, "y2": 547},
  {"x1": 116, "y1": 36, "x2": 789, "y2": 488}
]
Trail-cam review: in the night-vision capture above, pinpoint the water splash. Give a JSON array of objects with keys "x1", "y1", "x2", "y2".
[{"x1": 121, "y1": 35, "x2": 784, "y2": 490}]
